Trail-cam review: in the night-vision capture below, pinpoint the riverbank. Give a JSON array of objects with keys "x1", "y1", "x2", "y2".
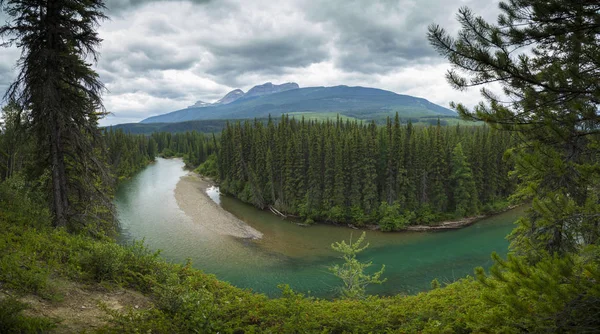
[
  {"x1": 400, "y1": 205, "x2": 520, "y2": 232},
  {"x1": 401, "y1": 215, "x2": 485, "y2": 231},
  {"x1": 174, "y1": 173, "x2": 263, "y2": 239},
  {"x1": 190, "y1": 169, "x2": 517, "y2": 234}
]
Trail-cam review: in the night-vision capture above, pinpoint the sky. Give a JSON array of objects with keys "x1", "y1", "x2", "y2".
[{"x1": 0, "y1": 0, "x2": 501, "y2": 126}]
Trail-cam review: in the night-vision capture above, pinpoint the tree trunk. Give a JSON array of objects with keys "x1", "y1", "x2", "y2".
[{"x1": 51, "y1": 119, "x2": 68, "y2": 228}]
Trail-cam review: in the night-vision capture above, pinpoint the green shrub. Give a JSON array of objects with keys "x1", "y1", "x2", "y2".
[
  {"x1": 0, "y1": 175, "x2": 51, "y2": 230},
  {"x1": 481, "y1": 199, "x2": 510, "y2": 215},
  {"x1": 83, "y1": 243, "x2": 126, "y2": 282},
  {"x1": 378, "y1": 202, "x2": 415, "y2": 231},
  {"x1": 0, "y1": 252, "x2": 49, "y2": 294},
  {"x1": 0, "y1": 297, "x2": 56, "y2": 333},
  {"x1": 194, "y1": 153, "x2": 218, "y2": 178}
]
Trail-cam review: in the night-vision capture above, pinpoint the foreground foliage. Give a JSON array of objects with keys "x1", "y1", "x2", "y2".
[
  {"x1": 1, "y1": 179, "x2": 598, "y2": 333},
  {"x1": 329, "y1": 232, "x2": 386, "y2": 300},
  {"x1": 430, "y1": 1, "x2": 600, "y2": 332},
  {"x1": 429, "y1": 0, "x2": 600, "y2": 257}
]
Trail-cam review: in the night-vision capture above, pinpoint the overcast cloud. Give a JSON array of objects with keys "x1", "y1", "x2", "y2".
[{"x1": 0, "y1": 0, "x2": 501, "y2": 125}]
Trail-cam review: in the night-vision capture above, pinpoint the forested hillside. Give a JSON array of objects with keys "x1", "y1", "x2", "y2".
[
  {"x1": 107, "y1": 119, "x2": 231, "y2": 135},
  {"x1": 219, "y1": 115, "x2": 515, "y2": 228},
  {"x1": 108, "y1": 115, "x2": 476, "y2": 135}
]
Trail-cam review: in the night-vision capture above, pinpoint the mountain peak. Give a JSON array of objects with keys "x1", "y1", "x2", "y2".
[
  {"x1": 245, "y1": 82, "x2": 299, "y2": 98},
  {"x1": 216, "y1": 89, "x2": 245, "y2": 105},
  {"x1": 187, "y1": 100, "x2": 211, "y2": 109}
]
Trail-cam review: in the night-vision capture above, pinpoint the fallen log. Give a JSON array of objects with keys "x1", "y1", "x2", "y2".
[{"x1": 269, "y1": 206, "x2": 287, "y2": 218}]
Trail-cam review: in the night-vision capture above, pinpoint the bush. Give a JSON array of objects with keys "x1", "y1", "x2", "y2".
[
  {"x1": 481, "y1": 199, "x2": 510, "y2": 215},
  {"x1": 415, "y1": 205, "x2": 440, "y2": 225},
  {"x1": 0, "y1": 174, "x2": 51, "y2": 230},
  {"x1": 378, "y1": 202, "x2": 415, "y2": 231},
  {"x1": 83, "y1": 243, "x2": 126, "y2": 282},
  {"x1": 326, "y1": 205, "x2": 346, "y2": 223},
  {"x1": 194, "y1": 153, "x2": 218, "y2": 178},
  {"x1": 0, "y1": 252, "x2": 50, "y2": 295},
  {"x1": 0, "y1": 297, "x2": 56, "y2": 333}
]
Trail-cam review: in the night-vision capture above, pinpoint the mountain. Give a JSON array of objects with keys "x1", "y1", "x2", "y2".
[
  {"x1": 141, "y1": 84, "x2": 455, "y2": 124},
  {"x1": 184, "y1": 83, "x2": 296, "y2": 110},
  {"x1": 216, "y1": 89, "x2": 245, "y2": 105},
  {"x1": 187, "y1": 100, "x2": 211, "y2": 108},
  {"x1": 244, "y1": 82, "x2": 299, "y2": 98}
]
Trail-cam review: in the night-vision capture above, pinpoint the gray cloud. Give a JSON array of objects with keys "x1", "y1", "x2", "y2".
[
  {"x1": 104, "y1": 0, "x2": 211, "y2": 13},
  {"x1": 204, "y1": 36, "x2": 330, "y2": 87},
  {"x1": 302, "y1": 0, "x2": 499, "y2": 74},
  {"x1": 103, "y1": 40, "x2": 199, "y2": 73},
  {"x1": 0, "y1": 0, "x2": 502, "y2": 124}
]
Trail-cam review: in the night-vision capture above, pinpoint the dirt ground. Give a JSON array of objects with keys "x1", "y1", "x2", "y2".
[{"x1": 4, "y1": 279, "x2": 152, "y2": 333}]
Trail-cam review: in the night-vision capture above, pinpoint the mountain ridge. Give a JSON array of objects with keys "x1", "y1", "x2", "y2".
[
  {"x1": 185, "y1": 82, "x2": 299, "y2": 109},
  {"x1": 142, "y1": 84, "x2": 455, "y2": 124}
]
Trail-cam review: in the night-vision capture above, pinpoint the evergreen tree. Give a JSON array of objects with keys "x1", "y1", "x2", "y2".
[
  {"x1": 430, "y1": 1, "x2": 600, "y2": 331},
  {"x1": 450, "y1": 143, "x2": 478, "y2": 217},
  {"x1": 147, "y1": 138, "x2": 158, "y2": 161},
  {"x1": 1, "y1": 0, "x2": 112, "y2": 232},
  {"x1": 329, "y1": 232, "x2": 386, "y2": 300},
  {"x1": 429, "y1": 0, "x2": 600, "y2": 256},
  {"x1": 0, "y1": 101, "x2": 27, "y2": 181}
]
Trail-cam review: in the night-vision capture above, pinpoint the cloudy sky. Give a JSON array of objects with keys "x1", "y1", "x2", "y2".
[{"x1": 0, "y1": 0, "x2": 501, "y2": 125}]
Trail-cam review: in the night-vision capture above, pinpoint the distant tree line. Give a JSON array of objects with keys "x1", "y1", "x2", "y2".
[
  {"x1": 103, "y1": 129, "x2": 218, "y2": 180},
  {"x1": 218, "y1": 115, "x2": 515, "y2": 229}
]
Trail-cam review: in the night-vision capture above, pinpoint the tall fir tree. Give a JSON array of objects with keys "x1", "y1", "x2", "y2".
[{"x1": 1, "y1": 0, "x2": 113, "y2": 233}]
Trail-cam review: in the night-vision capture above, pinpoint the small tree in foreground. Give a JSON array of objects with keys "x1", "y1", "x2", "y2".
[{"x1": 329, "y1": 232, "x2": 386, "y2": 299}]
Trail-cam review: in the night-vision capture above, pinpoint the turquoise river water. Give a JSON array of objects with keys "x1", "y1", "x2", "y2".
[{"x1": 115, "y1": 158, "x2": 525, "y2": 298}]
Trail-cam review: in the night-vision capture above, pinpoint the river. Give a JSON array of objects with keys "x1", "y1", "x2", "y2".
[{"x1": 116, "y1": 158, "x2": 525, "y2": 298}]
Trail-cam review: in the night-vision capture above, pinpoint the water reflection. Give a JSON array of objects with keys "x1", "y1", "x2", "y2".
[{"x1": 206, "y1": 186, "x2": 221, "y2": 205}]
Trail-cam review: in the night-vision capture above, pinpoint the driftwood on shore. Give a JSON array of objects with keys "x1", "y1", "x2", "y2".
[
  {"x1": 404, "y1": 216, "x2": 485, "y2": 231},
  {"x1": 269, "y1": 206, "x2": 287, "y2": 218}
]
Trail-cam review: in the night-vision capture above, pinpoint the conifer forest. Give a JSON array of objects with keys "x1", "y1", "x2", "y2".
[{"x1": 219, "y1": 116, "x2": 515, "y2": 228}]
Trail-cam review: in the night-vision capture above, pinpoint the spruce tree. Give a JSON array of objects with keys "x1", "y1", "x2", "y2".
[
  {"x1": 429, "y1": 0, "x2": 600, "y2": 255},
  {"x1": 450, "y1": 143, "x2": 478, "y2": 217},
  {"x1": 1, "y1": 0, "x2": 113, "y2": 232}
]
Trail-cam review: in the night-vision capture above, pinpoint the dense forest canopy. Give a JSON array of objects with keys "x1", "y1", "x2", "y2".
[{"x1": 219, "y1": 115, "x2": 515, "y2": 229}]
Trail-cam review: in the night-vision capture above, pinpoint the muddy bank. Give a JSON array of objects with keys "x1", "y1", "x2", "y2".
[{"x1": 174, "y1": 173, "x2": 263, "y2": 239}]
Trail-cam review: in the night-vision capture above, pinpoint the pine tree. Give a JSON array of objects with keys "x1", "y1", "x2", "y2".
[
  {"x1": 216, "y1": 117, "x2": 515, "y2": 227},
  {"x1": 329, "y1": 232, "x2": 386, "y2": 300},
  {"x1": 0, "y1": 101, "x2": 26, "y2": 181},
  {"x1": 429, "y1": 0, "x2": 600, "y2": 255},
  {"x1": 1, "y1": 0, "x2": 113, "y2": 232},
  {"x1": 430, "y1": 1, "x2": 600, "y2": 331}
]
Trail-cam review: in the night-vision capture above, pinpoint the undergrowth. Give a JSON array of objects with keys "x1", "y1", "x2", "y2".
[{"x1": 4, "y1": 175, "x2": 586, "y2": 333}]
